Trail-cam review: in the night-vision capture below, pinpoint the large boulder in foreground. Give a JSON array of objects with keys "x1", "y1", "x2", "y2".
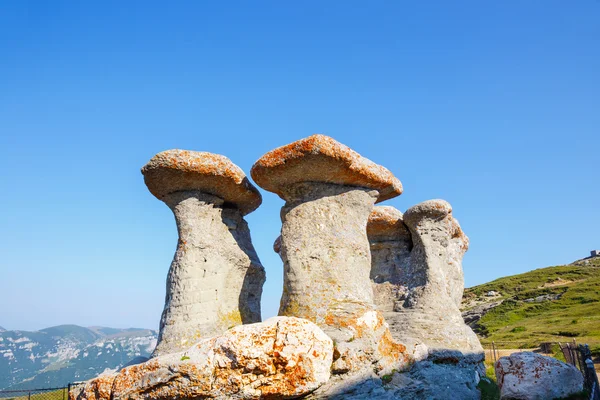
[
  {"x1": 71, "y1": 317, "x2": 333, "y2": 400},
  {"x1": 495, "y1": 352, "x2": 584, "y2": 400}
]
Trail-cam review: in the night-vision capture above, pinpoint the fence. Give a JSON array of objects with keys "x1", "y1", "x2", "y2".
[{"x1": 0, "y1": 387, "x2": 68, "y2": 400}]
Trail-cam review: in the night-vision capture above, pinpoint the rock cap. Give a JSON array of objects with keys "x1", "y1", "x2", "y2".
[
  {"x1": 403, "y1": 199, "x2": 453, "y2": 226},
  {"x1": 142, "y1": 150, "x2": 261, "y2": 215},
  {"x1": 403, "y1": 199, "x2": 469, "y2": 248},
  {"x1": 367, "y1": 206, "x2": 410, "y2": 238},
  {"x1": 251, "y1": 134, "x2": 403, "y2": 202}
]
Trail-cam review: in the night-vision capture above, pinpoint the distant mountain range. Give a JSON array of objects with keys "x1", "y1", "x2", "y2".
[{"x1": 0, "y1": 324, "x2": 157, "y2": 390}]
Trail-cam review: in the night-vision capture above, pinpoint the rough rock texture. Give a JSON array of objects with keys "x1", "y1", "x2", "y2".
[
  {"x1": 252, "y1": 136, "x2": 408, "y2": 378},
  {"x1": 142, "y1": 152, "x2": 266, "y2": 357},
  {"x1": 495, "y1": 352, "x2": 584, "y2": 400},
  {"x1": 272, "y1": 182, "x2": 409, "y2": 378},
  {"x1": 381, "y1": 199, "x2": 481, "y2": 354},
  {"x1": 307, "y1": 354, "x2": 485, "y2": 400},
  {"x1": 368, "y1": 206, "x2": 412, "y2": 311},
  {"x1": 250, "y1": 134, "x2": 403, "y2": 203},
  {"x1": 365, "y1": 201, "x2": 484, "y2": 399},
  {"x1": 70, "y1": 317, "x2": 334, "y2": 400},
  {"x1": 142, "y1": 149, "x2": 261, "y2": 215}
]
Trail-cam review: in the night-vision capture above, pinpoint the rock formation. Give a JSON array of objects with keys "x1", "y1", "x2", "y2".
[
  {"x1": 365, "y1": 202, "x2": 485, "y2": 399},
  {"x1": 251, "y1": 135, "x2": 409, "y2": 382},
  {"x1": 370, "y1": 200, "x2": 483, "y2": 354},
  {"x1": 71, "y1": 317, "x2": 334, "y2": 400},
  {"x1": 74, "y1": 137, "x2": 491, "y2": 400},
  {"x1": 142, "y1": 150, "x2": 266, "y2": 356},
  {"x1": 495, "y1": 352, "x2": 584, "y2": 400}
]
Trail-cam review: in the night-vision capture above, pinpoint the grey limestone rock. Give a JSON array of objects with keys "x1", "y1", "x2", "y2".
[{"x1": 142, "y1": 150, "x2": 265, "y2": 357}]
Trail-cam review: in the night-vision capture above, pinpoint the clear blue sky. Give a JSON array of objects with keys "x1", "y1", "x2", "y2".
[{"x1": 1, "y1": 1, "x2": 598, "y2": 331}]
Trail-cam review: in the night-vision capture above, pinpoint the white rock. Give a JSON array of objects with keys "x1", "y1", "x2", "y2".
[
  {"x1": 72, "y1": 317, "x2": 333, "y2": 400},
  {"x1": 495, "y1": 352, "x2": 584, "y2": 400}
]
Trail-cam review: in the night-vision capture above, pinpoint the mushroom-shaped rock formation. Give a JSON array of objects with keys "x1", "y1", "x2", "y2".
[
  {"x1": 252, "y1": 135, "x2": 409, "y2": 377},
  {"x1": 367, "y1": 206, "x2": 412, "y2": 311},
  {"x1": 71, "y1": 317, "x2": 334, "y2": 400},
  {"x1": 383, "y1": 199, "x2": 482, "y2": 354},
  {"x1": 142, "y1": 150, "x2": 266, "y2": 357}
]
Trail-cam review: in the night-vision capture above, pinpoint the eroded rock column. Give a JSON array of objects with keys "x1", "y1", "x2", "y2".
[
  {"x1": 142, "y1": 150, "x2": 265, "y2": 357},
  {"x1": 252, "y1": 135, "x2": 409, "y2": 376},
  {"x1": 381, "y1": 199, "x2": 482, "y2": 353}
]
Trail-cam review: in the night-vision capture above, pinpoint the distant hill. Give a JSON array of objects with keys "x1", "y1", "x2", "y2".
[
  {"x1": 0, "y1": 325, "x2": 157, "y2": 390},
  {"x1": 462, "y1": 255, "x2": 600, "y2": 347},
  {"x1": 0, "y1": 326, "x2": 5, "y2": 332}
]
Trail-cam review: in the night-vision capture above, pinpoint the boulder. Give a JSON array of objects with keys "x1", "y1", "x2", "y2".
[
  {"x1": 71, "y1": 317, "x2": 334, "y2": 400},
  {"x1": 495, "y1": 352, "x2": 584, "y2": 400}
]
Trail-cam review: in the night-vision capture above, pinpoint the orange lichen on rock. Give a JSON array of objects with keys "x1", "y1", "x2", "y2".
[
  {"x1": 142, "y1": 149, "x2": 261, "y2": 215},
  {"x1": 250, "y1": 134, "x2": 402, "y2": 202},
  {"x1": 367, "y1": 205, "x2": 410, "y2": 238},
  {"x1": 73, "y1": 317, "x2": 333, "y2": 400}
]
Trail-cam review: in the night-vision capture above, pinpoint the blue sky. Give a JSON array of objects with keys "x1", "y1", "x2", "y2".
[{"x1": 1, "y1": 1, "x2": 598, "y2": 331}]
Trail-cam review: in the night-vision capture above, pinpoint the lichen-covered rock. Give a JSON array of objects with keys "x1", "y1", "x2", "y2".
[
  {"x1": 142, "y1": 149, "x2": 261, "y2": 215},
  {"x1": 142, "y1": 151, "x2": 266, "y2": 357},
  {"x1": 495, "y1": 352, "x2": 584, "y2": 400},
  {"x1": 71, "y1": 317, "x2": 334, "y2": 400},
  {"x1": 252, "y1": 136, "x2": 408, "y2": 383},
  {"x1": 250, "y1": 134, "x2": 403, "y2": 203}
]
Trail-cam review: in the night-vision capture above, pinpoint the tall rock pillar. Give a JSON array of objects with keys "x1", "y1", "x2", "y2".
[
  {"x1": 142, "y1": 150, "x2": 266, "y2": 357},
  {"x1": 251, "y1": 135, "x2": 408, "y2": 376}
]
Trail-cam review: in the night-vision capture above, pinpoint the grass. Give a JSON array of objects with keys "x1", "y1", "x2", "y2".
[{"x1": 463, "y1": 257, "x2": 600, "y2": 348}]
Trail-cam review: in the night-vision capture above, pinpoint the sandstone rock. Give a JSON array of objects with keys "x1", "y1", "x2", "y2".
[
  {"x1": 72, "y1": 317, "x2": 333, "y2": 400},
  {"x1": 367, "y1": 206, "x2": 412, "y2": 312},
  {"x1": 495, "y1": 352, "x2": 584, "y2": 400},
  {"x1": 142, "y1": 150, "x2": 266, "y2": 356},
  {"x1": 252, "y1": 136, "x2": 408, "y2": 379},
  {"x1": 250, "y1": 134, "x2": 403, "y2": 203}
]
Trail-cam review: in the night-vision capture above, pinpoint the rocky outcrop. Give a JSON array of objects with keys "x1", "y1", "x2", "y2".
[
  {"x1": 71, "y1": 317, "x2": 334, "y2": 400},
  {"x1": 75, "y1": 137, "x2": 491, "y2": 399},
  {"x1": 495, "y1": 352, "x2": 584, "y2": 400},
  {"x1": 142, "y1": 150, "x2": 266, "y2": 357},
  {"x1": 366, "y1": 202, "x2": 484, "y2": 399},
  {"x1": 251, "y1": 135, "x2": 409, "y2": 379},
  {"x1": 376, "y1": 200, "x2": 482, "y2": 354},
  {"x1": 462, "y1": 300, "x2": 504, "y2": 329}
]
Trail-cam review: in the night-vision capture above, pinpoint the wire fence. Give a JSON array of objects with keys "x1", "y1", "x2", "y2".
[{"x1": 0, "y1": 387, "x2": 69, "y2": 400}]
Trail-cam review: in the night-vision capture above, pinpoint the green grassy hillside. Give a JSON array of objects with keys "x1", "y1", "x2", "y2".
[{"x1": 462, "y1": 256, "x2": 600, "y2": 348}]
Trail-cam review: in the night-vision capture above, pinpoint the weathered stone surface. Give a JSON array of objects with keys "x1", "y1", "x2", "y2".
[
  {"x1": 380, "y1": 199, "x2": 481, "y2": 354},
  {"x1": 142, "y1": 152, "x2": 266, "y2": 357},
  {"x1": 250, "y1": 134, "x2": 403, "y2": 203},
  {"x1": 142, "y1": 149, "x2": 261, "y2": 215},
  {"x1": 495, "y1": 352, "x2": 584, "y2": 400},
  {"x1": 268, "y1": 182, "x2": 409, "y2": 377},
  {"x1": 368, "y1": 206, "x2": 412, "y2": 312},
  {"x1": 71, "y1": 317, "x2": 334, "y2": 400},
  {"x1": 252, "y1": 136, "x2": 407, "y2": 378}
]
